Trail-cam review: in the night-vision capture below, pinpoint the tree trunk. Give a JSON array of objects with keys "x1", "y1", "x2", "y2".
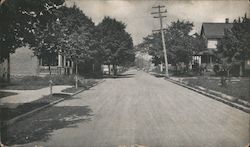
[
  {"x1": 239, "y1": 61, "x2": 245, "y2": 77},
  {"x1": 7, "y1": 54, "x2": 10, "y2": 83},
  {"x1": 75, "y1": 63, "x2": 78, "y2": 89},
  {"x1": 113, "y1": 64, "x2": 117, "y2": 76},
  {"x1": 0, "y1": 113, "x2": 7, "y2": 145},
  {"x1": 49, "y1": 54, "x2": 53, "y2": 95},
  {"x1": 221, "y1": 75, "x2": 227, "y2": 87},
  {"x1": 108, "y1": 64, "x2": 111, "y2": 75},
  {"x1": 160, "y1": 61, "x2": 163, "y2": 73},
  {"x1": 239, "y1": 64, "x2": 243, "y2": 77},
  {"x1": 185, "y1": 63, "x2": 189, "y2": 73},
  {"x1": 175, "y1": 64, "x2": 178, "y2": 75},
  {"x1": 227, "y1": 69, "x2": 231, "y2": 83},
  {"x1": 220, "y1": 70, "x2": 227, "y2": 87},
  {"x1": 49, "y1": 53, "x2": 52, "y2": 76}
]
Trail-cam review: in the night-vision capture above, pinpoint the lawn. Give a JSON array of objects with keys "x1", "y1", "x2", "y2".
[
  {"x1": 0, "y1": 94, "x2": 70, "y2": 121},
  {"x1": 61, "y1": 79, "x2": 99, "y2": 93},
  {"x1": 1, "y1": 75, "x2": 82, "y2": 90},
  {"x1": 183, "y1": 77, "x2": 250, "y2": 102},
  {"x1": 0, "y1": 91, "x2": 17, "y2": 99}
]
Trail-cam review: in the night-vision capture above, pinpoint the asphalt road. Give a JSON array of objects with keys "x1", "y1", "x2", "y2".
[{"x1": 9, "y1": 70, "x2": 250, "y2": 147}]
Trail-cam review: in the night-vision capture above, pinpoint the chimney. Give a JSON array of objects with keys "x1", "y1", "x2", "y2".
[{"x1": 225, "y1": 18, "x2": 229, "y2": 23}]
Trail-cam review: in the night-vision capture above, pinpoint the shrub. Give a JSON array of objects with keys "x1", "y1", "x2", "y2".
[
  {"x1": 46, "y1": 75, "x2": 75, "y2": 85},
  {"x1": 10, "y1": 75, "x2": 76, "y2": 86},
  {"x1": 213, "y1": 64, "x2": 220, "y2": 76}
]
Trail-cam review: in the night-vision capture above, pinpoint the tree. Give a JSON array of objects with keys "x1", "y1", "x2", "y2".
[
  {"x1": 58, "y1": 5, "x2": 96, "y2": 88},
  {"x1": 0, "y1": 2, "x2": 22, "y2": 61},
  {"x1": 217, "y1": 15, "x2": 250, "y2": 76},
  {"x1": 0, "y1": 0, "x2": 64, "y2": 82},
  {"x1": 139, "y1": 20, "x2": 205, "y2": 73},
  {"x1": 0, "y1": 0, "x2": 65, "y2": 60},
  {"x1": 97, "y1": 17, "x2": 135, "y2": 76},
  {"x1": 26, "y1": 4, "x2": 97, "y2": 87}
]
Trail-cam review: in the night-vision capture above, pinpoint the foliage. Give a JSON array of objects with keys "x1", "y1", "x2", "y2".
[
  {"x1": 55, "y1": 5, "x2": 97, "y2": 87},
  {"x1": 217, "y1": 16, "x2": 250, "y2": 75},
  {"x1": 0, "y1": 0, "x2": 65, "y2": 61},
  {"x1": 0, "y1": 1, "x2": 22, "y2": 61},
  {"x1": 138, "y1": 20, "x2": 205, "y2": 68},
  {"x1": 97, "y1": 17, "x2": 135, "y2": 74},
  {"x1": 1, "y1": 1, "x2": 134, "y2": 79}
]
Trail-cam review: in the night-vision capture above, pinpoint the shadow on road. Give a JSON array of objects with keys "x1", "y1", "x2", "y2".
[
  {"x1": 150, "y1": 73, "x2": 165, "y2": 78},
  {"x1": 3, "y1": 105, "x2": 93, "y2": 146},
  {"x1": 103, "y1": 73, "x2": 135, "y2": 79}
]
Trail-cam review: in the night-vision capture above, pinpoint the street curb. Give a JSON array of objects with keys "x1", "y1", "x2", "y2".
[
  {"x1": 165, "y1": 78, "x2": 250, "y2": 114},
  {"x1": 5, "y1": 97, "x2": 65, "y2": 126},
  {"x1": 4, "y1": 79, "x2": 106, "y2": 126},
  {"x1": 149, "y1": 72, "x2": 250, "y2": 113},
  {"x1": 72, "y1": 79, "x2": 105, "y2": 96}
]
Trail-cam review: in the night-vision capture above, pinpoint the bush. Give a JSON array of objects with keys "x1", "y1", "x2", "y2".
[
  {"x1": 10, "y1": 75, "x2": 76, "y2": 86},
  {"x1": 48, "y1": 75, "x2": 75, "y2": 85},
  {"x1": 213, "y1": 64, "x2": 220, "y2": 75}
]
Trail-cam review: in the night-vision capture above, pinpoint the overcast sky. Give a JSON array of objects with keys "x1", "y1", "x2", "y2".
[{"x1": 65, "y1": 0, "x2": 249, "y2": 45}]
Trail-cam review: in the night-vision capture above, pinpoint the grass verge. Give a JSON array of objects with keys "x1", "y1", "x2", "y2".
[
  {"x1": 0, "y1": 92, "x2": 17, "y2": 99},
  {"x1": 61, "y1": 87, "x2": 85, "y2": 93},
  {"x1": 183, "y1": 77, "x2": 250, "y2": 102},
  {"x1": 1, "y1": 75, "x2": 86, "y2": 90},
  {"x1": 0, "y1": 94, "x2": 70, "y2": 121},
  {"x1": 62, "y1": 79, "x2": 99, "y2": 93}
]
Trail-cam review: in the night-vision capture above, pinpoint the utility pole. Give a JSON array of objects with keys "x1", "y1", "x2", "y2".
[{"x1": 151, "y1": 5, "x2": 169, "y2": 78}]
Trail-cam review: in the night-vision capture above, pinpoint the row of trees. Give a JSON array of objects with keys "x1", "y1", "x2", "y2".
[
  {"x1": 137, "y1": 16, "x2": 250, "y2": 78},
  {"x1": 0, "y1": 0, "x2": 135, "y2": 83},
  {"x1": 136, "y1": 20, "x2": 205, "y2": 73}
]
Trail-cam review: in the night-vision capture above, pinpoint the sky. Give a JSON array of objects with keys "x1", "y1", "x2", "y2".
[{"x1": 65, "y1": 0, "x2": 249, "y2": 45}]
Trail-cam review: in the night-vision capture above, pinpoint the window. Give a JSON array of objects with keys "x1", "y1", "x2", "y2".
[
  {"x1": 39, "y1": 53, "x2": 58, "y2": 66},
  {"x1": 207, "y1": 40, "x2": 218, "y2": 49}
]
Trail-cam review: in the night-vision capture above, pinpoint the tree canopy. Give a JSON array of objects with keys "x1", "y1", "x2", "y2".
[
  {"x1": 0, "y1": 0, "x2": 65, "y2": 61},
  {"x1": 1, "y1": 1, "x2": 135, "y2": 78},
  {"x1": 217, "y1": 15, "x2": 250, "y2": 75},
  {"x1": 138, "y1": 20, "x2": 205, "y2": 67},
  {"x1": 97, "y1": 17, "x2": 135, "y2": 74},
  {"x1": 60, "y1": 5, "x2": 96, "y2": 64}
]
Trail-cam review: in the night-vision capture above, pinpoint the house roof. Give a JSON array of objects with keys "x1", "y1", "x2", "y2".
[{"x1": 201, "y1": 23, "x2": 233, "y2": 39}]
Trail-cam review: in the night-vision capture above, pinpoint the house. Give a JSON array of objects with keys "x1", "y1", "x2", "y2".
[
  {"x1": 195, "y1": 17, "x2": 250, "y2": 75},
  {"x1": 195, "y1": 18, "x2": 233, "y2": 71},
  {"x1": 194, "y1": 1, "x2": 250, "y2": 74},
  {"x1": 0, "y1": 46, "x2": 74, "y2": 81}
]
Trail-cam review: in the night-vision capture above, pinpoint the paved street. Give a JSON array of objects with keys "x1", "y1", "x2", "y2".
[{"x1": 8, "y1": 70, "x2": 249, "y2": 147}]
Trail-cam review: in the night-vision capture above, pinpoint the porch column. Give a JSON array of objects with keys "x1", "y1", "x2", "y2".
[
  {"x1": 58, "y1": 52, "x2": 62, "y2": 75},
  {"x1": 58, "y1": 54, "x2": 62, "y2": 67},
  {"x1": 62, "y1": 55, "x2": 66, "y2": 75},
  {"x1": 198, "y1": 56, "x2": 201, "y2": 65},
  {"x1": 70, "y1": 61, "x2": 74, "y2": 74},
  {"x1": 67, "y1": 60, "x2": 70, "y2": 67}
]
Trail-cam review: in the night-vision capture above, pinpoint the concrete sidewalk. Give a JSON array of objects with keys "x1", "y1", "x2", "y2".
[{"x1": 0, "y1": 85, "x2": 72, "y2": 104}]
